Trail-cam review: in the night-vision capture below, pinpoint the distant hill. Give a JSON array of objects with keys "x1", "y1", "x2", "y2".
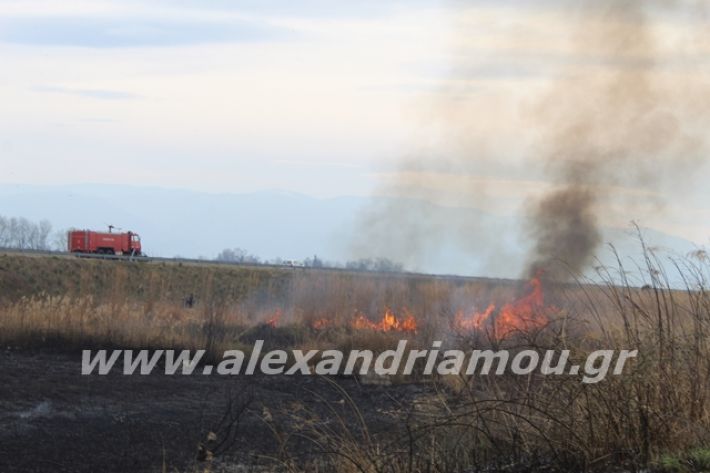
[{"x1": 0, "y1": 183, "x2": 702, "y2": 278}]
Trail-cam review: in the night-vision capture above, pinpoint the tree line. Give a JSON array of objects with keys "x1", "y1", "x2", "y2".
[
  {"x1": 0, "y1": 215, "x2": 56, "y2": 251},
  {"x1": 215, "y1": 248, "x2": 404, "y2": 272}
]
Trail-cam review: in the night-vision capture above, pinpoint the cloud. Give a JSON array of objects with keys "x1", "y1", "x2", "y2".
[
  {"x1": 0, "y1": 16, "x2": 295, "y2": 48},
  {"x1": 32, "y1": 85, "x2": 139, "y2": 100},
  {"x1": 132, "y1": 0, "x2": 440, "y2": 19},
  {"x1": 273, "y1": 159, "x2": 364, "y2": 169}
]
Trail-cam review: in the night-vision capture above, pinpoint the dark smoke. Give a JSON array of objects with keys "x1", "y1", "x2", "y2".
[
  {"x1": 526, "y1": 188, "x2": 600, "y2": 280},
  {"x1": 525, "y1": 0, "x2": 706, "y2": 280},
  {"x1": 352, "y1": 0, "x2": 708, "y2": 279}
]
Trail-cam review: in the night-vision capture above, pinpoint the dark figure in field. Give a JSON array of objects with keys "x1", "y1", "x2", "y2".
[{"x1": 184, "y1": 293, "x2": 195, "y2": 308}]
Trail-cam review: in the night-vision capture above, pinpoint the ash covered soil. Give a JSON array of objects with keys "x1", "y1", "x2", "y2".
[{"x1": 0, "y1": 349, "x2": 430, "y2": 473}]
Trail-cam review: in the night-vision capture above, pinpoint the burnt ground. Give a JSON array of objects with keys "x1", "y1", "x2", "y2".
[{"x1": 0, "y1": 349, "x2": 431, "y2": 473}]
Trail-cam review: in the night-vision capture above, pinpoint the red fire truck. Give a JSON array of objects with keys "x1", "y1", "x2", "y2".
[{"x1": 68, "y1": 229, "x2": 143, "y2": 256}]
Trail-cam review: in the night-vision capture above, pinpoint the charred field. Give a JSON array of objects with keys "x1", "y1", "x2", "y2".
[{"x1": 1, "y1": 251, "x2": 709, "y2": 473}]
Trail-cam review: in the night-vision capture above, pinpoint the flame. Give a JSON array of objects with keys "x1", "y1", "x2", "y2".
[
  {"x1": 352, "y1": 308, "x2": 417, "y2": 333},
  {"x1": 265, "y1": 309, "x2": 282, "y2": 328},
  {"x1": 382, "y1": 309, "x2": 398, "y2": 331},
  {"x1": 494, "y1": 277, "x2": 548, "y2": 338},
  {"x1": 453, "y1": 277, "x2": 551, "y2": 339},
  {"x1": 399, "y1": 308, "x2": 418, "y2": 332},
  {"x1": 260, "y1": 277, "x2": 549, "y2": 338},
  {"x1": 312, "y1": 318, "x2": 331, "y2": 330},
  {"x1": 454, "y1": 303, "x2": 495, "y2": 331}
]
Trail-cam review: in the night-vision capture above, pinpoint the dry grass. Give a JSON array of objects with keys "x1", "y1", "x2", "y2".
[
  {"x1": 0, "y1": 253, "x2": 518, "y2": 355},
  {"x1": 271, "y1": 246, "x2": 710, "y2": 473}
]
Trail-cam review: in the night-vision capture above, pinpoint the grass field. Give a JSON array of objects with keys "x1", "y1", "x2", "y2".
[{"x1": 1, "y1": 250, "x2": 709, "y2": 472}]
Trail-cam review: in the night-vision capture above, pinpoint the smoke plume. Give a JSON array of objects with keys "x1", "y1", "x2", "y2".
[
  {"x1": 525, "y1": 0, "x2": 706, "y2": 280},
  {"x1": 352, "y1": 0, "x2": 708, "y2": 279}
]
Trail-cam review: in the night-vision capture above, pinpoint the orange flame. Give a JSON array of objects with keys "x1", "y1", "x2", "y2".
[
  {"x1": 353, "y1": 311, "x2": 374, "y2": 330},
  {"x1": 399, "y1": 308, "x2": 418, "y2": 332},
  {"x1": 311, "y1": 318, "x2": 331, "y2": 330},
  {"x1": 382, "y1": 309, "x2": 398, "y2": 331},
  {"x1": 494, "y1": 277, "x2": 548, "y2": 338},
  {"x1": 352, "y1": 308, "x2": 417, "y2": 333},
  {"x1": 453, "y1": 277, "x2": 551, "y2": 339},
  {"x1": 454, "y1": 303, "x2": 495, "y2": 331},
  {"x1": 265, "y1": 309, "x2": 283, "y2": 328}
]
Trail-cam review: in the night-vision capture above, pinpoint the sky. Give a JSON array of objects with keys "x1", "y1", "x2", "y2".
[
  {"x1": 1, "y1": 0, "x2": 709, "y2": 247},
  {"x1": 0, "y1": 0, "x2": 454, "y2": 196}
]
